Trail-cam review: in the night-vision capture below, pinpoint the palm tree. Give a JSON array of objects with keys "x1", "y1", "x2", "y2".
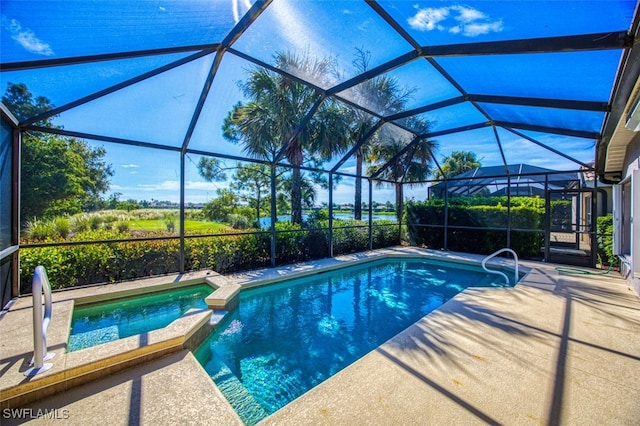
[
  {"x1": 346, "y1": 49, "x2": 414, "y2": 220},
  {"x1": 435, "y1": 151, "x2": 481, "y2": 179},
  {"x1": 368, "y1": 122, "x2": 436, "y2": 220},
  {"x1": 223, "y1": 51, "x2": 349, "y2": 224}
]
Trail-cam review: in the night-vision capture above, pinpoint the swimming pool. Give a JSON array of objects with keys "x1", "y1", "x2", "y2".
[
  {"x1": 68, "y1": 283, "x2": 213, "y2": 352},
  {"x1": 194, "y1": 256, "x2": 518, "y2": 425}
]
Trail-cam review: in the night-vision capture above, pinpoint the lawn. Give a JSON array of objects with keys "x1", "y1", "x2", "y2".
[{"x1": 127, "y1": 219, "x2": 232, "y2": 233}]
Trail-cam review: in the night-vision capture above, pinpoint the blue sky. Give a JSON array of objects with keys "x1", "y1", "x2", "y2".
[{"x1": 1, "y1": 1, "x2": 636, "y2": 204}]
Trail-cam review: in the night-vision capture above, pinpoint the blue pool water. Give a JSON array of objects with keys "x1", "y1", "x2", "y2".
[
  {"x1": 68, "y1": 284, "x2": 212, "y2": 352},
  {"x1": 194, "y1": 257, "x2": 516, "y2": 425}
]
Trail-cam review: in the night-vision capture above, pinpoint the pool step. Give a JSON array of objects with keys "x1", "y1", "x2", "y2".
[
  {"x1": 478, "y1": 272, "x2": 509, "y2": 287},
  {"x1": 206, "y1": 356, "x2": 270, "y2": 424},
  {"x1": 68, "y1": 309, "x2": 185, "y2": 351},
  {"x1": 68, "y1": 325, "x2": 120, "y2": 351}
]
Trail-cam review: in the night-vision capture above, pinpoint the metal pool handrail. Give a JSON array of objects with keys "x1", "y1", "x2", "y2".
[
  {"x1": 24, "y1": 265, "x2": 55, "y2": 376},
  {"x1": 482, "y1": 248, "x2": 519, "y2": 285}
]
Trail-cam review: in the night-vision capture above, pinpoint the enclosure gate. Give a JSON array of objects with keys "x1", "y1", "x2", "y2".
[{"x1": 544, "y1": 188, "x2": 597, "y2": 267}]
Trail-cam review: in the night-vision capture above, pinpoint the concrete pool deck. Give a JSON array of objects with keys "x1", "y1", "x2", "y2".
[{"x1": 1, "y1": 247, "x2": 639, "y2": 425}]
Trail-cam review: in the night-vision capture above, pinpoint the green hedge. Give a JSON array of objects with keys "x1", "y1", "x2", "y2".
[
  {"x1": 19, "y1": 220, "x2": 399, "y2": 293},
  {"x1": 405, "y1": 199, "x2": 544, "y2": 258}
]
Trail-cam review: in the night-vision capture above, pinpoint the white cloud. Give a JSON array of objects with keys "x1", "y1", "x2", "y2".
[
  {"x1": 451, "y1": 5, "x2": 485, "y2": 23},
  {"x1": 185, "y1": 181, "x2": 221, "y2": 191},
  {"x1": 121, "y1": 164, "x2": 140, "y2": 168},
  {"x1": 407, "y1": 7, "x2": 449, "y2": 32},
  {"x1": 358, "y1": 18, "x2": 374, "y2": 32},
  {"x1": 408, "y1": 5, "x2": 502, "y2": 37},
  {"x1": 463, "y1": 21, "x2": 503, "y2": 37},
  {"x1": 2, "y1": 16, "x2": 54, "y2": 56},
  {"x1": 136, "y1": 180, "x2": 220, "y2": 192}
]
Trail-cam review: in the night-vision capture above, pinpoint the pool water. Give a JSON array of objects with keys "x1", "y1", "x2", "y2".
[
  {"x1": 68, "y1": 284, "x2": 212, "y2": 352},
  {"x1": 194, "y1": 257, "x2": 516, "y2": 425}
]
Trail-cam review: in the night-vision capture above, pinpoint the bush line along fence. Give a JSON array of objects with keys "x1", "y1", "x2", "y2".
[
  {"x1": 19, "y1": 221, "x2": 399, "y2": 293},
  {"x1": 19, "y1": 199, "x2": 615, "y2": 294},
  {"x1": 405, "y1": 198, "x2": 548, "y2": 258},
  {"x1": 405, "y1": 197, "x2": 613, "y2": 263}
]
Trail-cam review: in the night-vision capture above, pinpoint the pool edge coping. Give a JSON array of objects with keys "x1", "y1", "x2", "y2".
[{"x1": 0, "y1": 246, "x2": 529, "y2": 413}]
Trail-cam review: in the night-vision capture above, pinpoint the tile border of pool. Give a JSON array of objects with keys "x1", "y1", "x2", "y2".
[{"x1": 0, "y1": 246, "x2": 526, "y2": 411}]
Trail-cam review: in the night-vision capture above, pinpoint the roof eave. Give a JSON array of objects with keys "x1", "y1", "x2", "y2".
[{"x1": 597, "y1": 3, "x2": 640, "y2": 184}]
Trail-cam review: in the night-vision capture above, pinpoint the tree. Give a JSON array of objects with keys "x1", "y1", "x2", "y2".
[
  {"x1": 280, "y1": 172, "x2": 317, "y2": 211},
  {"x1": 201, "y1": 188, "x2": 238, "y2": 222},
  {"x1": 1, "y1": 83, "x2": 54, "y2": 126},
  {"x1": 2, "y1": 83, "x2": 113, "y2": 221},
  {"x1": 230, "y1": 163, "x2": 272, "y2": 226},
  {"x1": 116, "y1": 199, "x2": 141, "y2": 212},
  {"x1": 368, "y1": 123, "x2": 435, "y2": 220},
  {"x1": 222, "y1": 51, "x2": 349, "y2": 224},
  {"x1": 197, "y1": 157, "x2": 227, "y2": 182},
  {"x1": 107, "y1": 193, "x2": 122, "y2": 209},
  {"x1": 347, "y1": 49, "x2": 414, "y2": 220},
  {"x1": 435, "y1": 151, "x2": 481, "y2": 179}
]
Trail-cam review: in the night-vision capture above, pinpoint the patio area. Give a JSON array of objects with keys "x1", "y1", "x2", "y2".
[
  {"x1": 1, "y1": 248, "x2": 639, "y2": 425},
  {"x1": 2, "y1": 1, "x2": 640, "y2": 424}
]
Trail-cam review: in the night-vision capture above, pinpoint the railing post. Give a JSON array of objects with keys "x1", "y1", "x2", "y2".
[
  {"x1": 24, "y1": 266, "x2": 55, "y2": 376},
  {"x1": 329, "y1": 172, "x2": 334, "y2": 258},
  {"x1": 481, "y1": 248, "x2": 519, "y2": 285},
  {"x1": 270, "y1": 164, "x2": 277, "y2": 267},
  {"x1": 368, "y1": 178, "x2": 373, "y2": 250}
]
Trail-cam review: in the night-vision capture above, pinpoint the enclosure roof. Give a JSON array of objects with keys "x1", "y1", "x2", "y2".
[
  {"x1": 1, "y1": 1, "x2": 640, "y2": 184},
  {"x1": 429, "y1": 163, "x2": 580, "y2": 195}
]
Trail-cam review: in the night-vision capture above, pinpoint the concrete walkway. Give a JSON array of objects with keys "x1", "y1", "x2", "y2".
[{"x1": 1, "y1": 250, "x2": 639, "y2": 425}]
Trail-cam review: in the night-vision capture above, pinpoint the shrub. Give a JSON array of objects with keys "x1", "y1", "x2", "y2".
[
  {"x1": 70, "y1": 214, "x2": 90, "y2": 233},
  {"x1": 25, "y1": 219, "x2": 58, "y2": 241},
  {"x1": 301, "y1": 229, "x2": 329, "y2": 259},
  {"x1": 372, "y1": 222, "x2": 400, "y2": 249},
  {"x1": 185, "y1": 209, "x2": 203, "y2": 221},
  {"x1": 596, "y1": 213, "x2": 617, "y2": 266},
  {"x1": 164, "y1": 213, "x2": 176, "y2": 233},
  {"x1": 101, "y1": 214, "x2": 120, "y2": 223},
  {"x1": 115, "y1": 221, "x2": 130, "y2": 233},
  {"x1": 306, "y1": 209, "x2": 329, "y2": 223},
  {"x1": 54, "y1": 217, "x2": 70, "y2": 239},
  {"x1": 274, "y1": 222, "x2": 306, "y2": 262},
  {"x1": 333, "y1": 224, "x2": 369, "y2": 255},
  {"x1": 89, "y1": 215, "x2": 102, "y2": 230},
  {"x1": 228, "y1": 214, "x2": 251, "y2": 230}
]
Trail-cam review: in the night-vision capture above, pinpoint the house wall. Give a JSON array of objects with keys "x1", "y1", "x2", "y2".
[{"x1": 619, "y1": 134, "x2": 640, "y2": 295}]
